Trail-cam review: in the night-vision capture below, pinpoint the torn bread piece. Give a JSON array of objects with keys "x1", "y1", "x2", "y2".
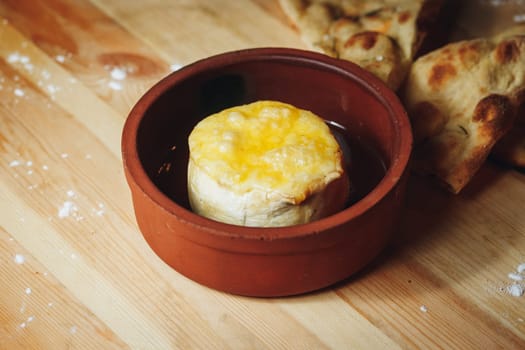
[
  {"x1": 278, "y1": 0, "x2": 443, "y2": 90},
  {"x1": 403, "y1": 25, "x2": 525, "y2": 193},
  {"x1": 187, "y1": 100, "x2": 350, "y2": 227}
]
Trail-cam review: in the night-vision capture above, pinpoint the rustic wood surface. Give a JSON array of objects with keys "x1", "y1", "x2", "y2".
[{"x1": 1, "y1": 1, "x2": 524, "y2": 349}]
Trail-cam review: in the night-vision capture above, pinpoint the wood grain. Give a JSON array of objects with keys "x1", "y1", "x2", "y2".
[{"x1": 1, "y1": 1, "x2": 524, "y2": 349}]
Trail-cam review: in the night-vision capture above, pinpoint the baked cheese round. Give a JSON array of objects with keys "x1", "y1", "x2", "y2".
[{"x1": 187, "y1": 100, "x2": 350, "y2": 227}]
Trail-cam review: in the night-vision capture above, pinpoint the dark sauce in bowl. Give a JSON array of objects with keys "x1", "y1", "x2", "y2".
[{"x1": 327, "y1": 121, "x2": 386, "y2": 207}]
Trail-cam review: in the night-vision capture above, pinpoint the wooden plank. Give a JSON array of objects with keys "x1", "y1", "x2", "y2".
[
  {"x1": 90, "y1": 0, "x2": 305, "y2": 65},
  {"x1": 0, "y1": 228, "x2": 128, "y2": 349},
  {"x1": 1, "y1": 0, "x2": 525, "y2": 348}
]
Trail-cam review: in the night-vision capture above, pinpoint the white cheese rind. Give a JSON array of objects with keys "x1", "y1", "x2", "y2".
[{"x1": 187, "y1": 100, "x2": 350, "y2": 227}]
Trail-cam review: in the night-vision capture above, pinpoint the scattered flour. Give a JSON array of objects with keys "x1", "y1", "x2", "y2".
[
  {"x1": 7, "y1": 52, "x2": 21, "y2": 63},
  {"x1": 25, "y1": 287, "x2": 31, "y2": 295},
  {"x1": 508, "y1": 284, "x2": 524, "y2": 297},
  {"x1": 58, "y1": 201, "x2": 77, "y2": 218},
  {"x1": 14, "y1": 88, "x2": 25, "y2": 97},
  {"x1": 110, "y1": 67, "x2": 127, "y2": 80},
  {"x1": 420, "y1": 305, "x2": 428, "y2": 313},
  {"x1": 14, "y1": 254, "x2": 25, "y2": 265},
  {"x1": 108, "y1": 80, "x2": 122, "y2": 91},
  {"x1": 514, "y1": 14, "x2": 525, "y2": 22},
  {"x1": 504, "y1": 262, "x2": 525, "y2": 297}
]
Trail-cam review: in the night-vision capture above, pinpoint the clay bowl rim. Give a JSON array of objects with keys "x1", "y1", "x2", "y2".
[{"x1": 122, "y1": 47, "x2": 412, "y2": 242}]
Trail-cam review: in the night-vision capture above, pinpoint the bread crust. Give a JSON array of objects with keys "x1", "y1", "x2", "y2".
[
  {"x1": 278, "y1": 0, "x2": 443, "y2": 89},
  {"x1": 403, "y1": 25, "x2": 525, "y2": 192}
]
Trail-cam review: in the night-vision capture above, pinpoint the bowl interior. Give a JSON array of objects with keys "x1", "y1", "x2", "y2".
[{"x1": 133, "y1": 49, "x2": 408, "y2": 226}]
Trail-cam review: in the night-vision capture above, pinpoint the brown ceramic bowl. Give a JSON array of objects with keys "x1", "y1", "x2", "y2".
[{"x1": 122, "y1": 48, "x2": 412, "y2": 297}]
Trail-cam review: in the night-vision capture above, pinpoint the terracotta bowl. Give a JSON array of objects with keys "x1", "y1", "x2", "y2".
[{"x1": 122, "y1": 48, "x2": 412, "y2": 297}]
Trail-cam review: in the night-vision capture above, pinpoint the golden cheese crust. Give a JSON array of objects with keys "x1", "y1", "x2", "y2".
[
  {"x1": 403, "y1": 25, "x2": 525, "y2": 193},
  {"x1": 278, "y1": 0, "x2": 443, "y2": 90},
  {"x1": 187, "y1": 100, "x2": 349, "y2": 227}
]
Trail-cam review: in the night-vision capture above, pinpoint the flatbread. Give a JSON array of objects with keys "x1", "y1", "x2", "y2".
[
  {"x1": 279, "y1": 0, "x2": 443, "y2": 90},
  {"x1": 403, "y1": 25, "x2": 525, "y2": 193}
]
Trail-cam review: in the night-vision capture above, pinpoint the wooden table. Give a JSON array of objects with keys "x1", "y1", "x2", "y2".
[{"x1": 1, "y1": 1, "x2": 524, "y2": 349}]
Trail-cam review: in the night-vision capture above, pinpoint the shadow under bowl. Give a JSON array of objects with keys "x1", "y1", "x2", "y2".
[{"x1": 122, "y1": 48, "x2": 412, "y2": 297}]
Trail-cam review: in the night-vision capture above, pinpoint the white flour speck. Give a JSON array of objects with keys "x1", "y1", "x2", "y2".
[
  {"x1": 25, "y1": 161, "x2": 33, "y2": 167},
  {"x1": 47, "y1": 302, "x2": 53, "y2": 307},
  {"x1": 27, "y1": 316, "x2": 34, "y2": 323},
  {"x1": 58, "y1": 201, "x2": 76, "y2": 218},
  {"x1": 70, "y1": 253, "x2": 77, "y2": 259},
  {"x1": 42, "y1": 165, "x2": 49, "y2": 171},
  {"x1": 508, "y1": 272, "x2": 523, "y2": 281},
  {"x1": 14, "y1": 254, "x2": 25, "y2": 265},
  {"x1": 23, "y1": 63, "x2": 34, "y2": 72},
  {"x1": 67, "y1": 190, "x2": 75, "y2": 198},
  {"x1": 14, "y1": 88, "x2": 25, "y2": 97},
  {"x1": 420, "y1": 305, "x2": 428, "y2": 313},
  {"x1": 9, "y1": 160, "x2": 21, "y2": 167},
  {"x1": 70, "y1": 325, "x2": 77, "y2": 334},
  {"x1": 46, "y1": 84, "x2": 59, "y2": 94},
  {"x1": 508, "y1": 284, "x2": 524, "y2": 297},
  {"x1": 7, "y1": 52, "x2": 20, "y2": 63},
  {"x1": 514, "y1": 14, "x2": 525, "y2": 22},
  {"x1": 25, "y1": 287, "x2": 31, "y2": 295},
  {"x1": 20, "y1": 322, "x2": 26, "y2": 329},
  {"x1": 55, "y1": 55, "x2": 65, "y2": 63},
  {"x1": 85, "y1": 153, "x2": 92, "y2": 159},
  {"x1": 26, "y1": 170, "x2": 33, "y2": 175},
  {"x1": 41, "y1": 70, "x2": 51, "y2": 80},
  {"x1": 61, "y1": 153, "x2": 69, "y2": 159},
  {"x1": 502, "y1": 262, "x2": 525, "y2": 297},
  {"x1": 108, "y1": 80, "x2": 122, "y2": 90},
  {"x1": 110, "y1": 67, "x2": 127, "y2": 80}
]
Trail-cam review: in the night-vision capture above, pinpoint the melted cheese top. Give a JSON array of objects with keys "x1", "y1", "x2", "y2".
[{"x1": 188, "y1": 100, "x2": 344, "y2": 202}]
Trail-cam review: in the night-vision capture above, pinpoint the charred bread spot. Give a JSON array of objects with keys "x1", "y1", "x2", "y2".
[
  {"x1": 473, "y1": 94, "x2": 515, "y2": 137},
  {"x1": 398, "y1": 10, "x2": 411, "y2": 24},
  {"x1": 495, "y1": 40, "x2": 520, "y2": 64},
  {"x1": 458, "y1": 42, "x2": 483, "y2": 67},
  {"x1": 428, "y1": 62, "x2": 457, "y2": 89},
  {"x1": 345, "y1": 31, "x2": 379, "y2": 50}
]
